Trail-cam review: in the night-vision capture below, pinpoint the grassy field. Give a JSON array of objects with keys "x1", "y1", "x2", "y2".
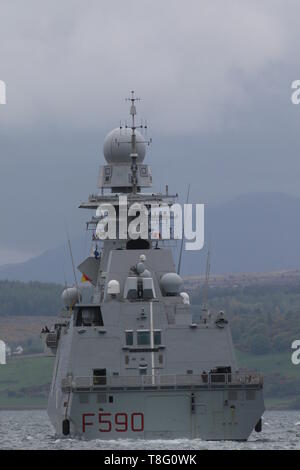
[
  {"x1": 237, "y1": 350, "x2": 300, "y2": 409},
  {"x1": 237, "y1": 350, "x2": 300, "y2": 378},
  {"x1": 0, "y1": 315, "x2": 53, "y2": 343},
  {"x1": 0, "y1": 356, "x2": 54, "y2": 408}
]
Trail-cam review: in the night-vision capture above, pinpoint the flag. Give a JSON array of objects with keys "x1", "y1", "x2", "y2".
[{"x1": 81, "y1": 273, "x2": 91, "y2": 283}]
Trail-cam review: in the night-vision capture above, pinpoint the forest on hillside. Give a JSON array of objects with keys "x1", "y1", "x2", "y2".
[
  {"x1": 1, "y1": 279, "x2": 300, "y2": 356},
  {"x1": 0, "y1": 280, "x2": 64, "y2": 316},
  {"x1": 191, "y1": 284, "x2": 300, "y2": 355}
]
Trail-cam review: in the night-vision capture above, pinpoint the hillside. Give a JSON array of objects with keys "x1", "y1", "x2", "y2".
[
  {"x1": 0, "y1": 280, "x2": 63, "y2": 316},
  {"x1": 0, "y1": 356, "x2": 54, "y2": 409}
]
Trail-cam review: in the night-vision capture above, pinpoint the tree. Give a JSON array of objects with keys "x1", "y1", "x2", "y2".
[{"x1": 249, "y1": 334, "x2": 271, "y2": 355}]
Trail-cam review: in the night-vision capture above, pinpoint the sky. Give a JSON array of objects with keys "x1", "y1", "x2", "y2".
[{"x1": 0, "y1": 0, "x2": 300, "y2": 264}]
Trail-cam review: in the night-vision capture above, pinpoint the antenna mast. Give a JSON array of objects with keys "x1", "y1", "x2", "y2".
[
  {"x1": 127, "y1": 91, "x2": 139, "y2": 194},
  {"x1": 125, "y1": 91, "x2": 150, "y2": 194},
  {"x1": 65, "y1": 222, "x2": 80, "y2": 301},
  {"x1": 177, "y1": 184, "x2": 190, "y2": 274}
]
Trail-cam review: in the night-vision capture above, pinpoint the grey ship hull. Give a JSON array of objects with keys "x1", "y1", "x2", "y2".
[{"x1": 48, "y1": 387, "x2": 264, "y2": 440}]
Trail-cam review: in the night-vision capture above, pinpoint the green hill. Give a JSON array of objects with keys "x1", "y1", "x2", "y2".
[
  {"x1": 0, "y1": 280, "x2": 63, "y2": 316},
  {"x1": 0, "y1": 356, "x2": 55, "y2": 408}
]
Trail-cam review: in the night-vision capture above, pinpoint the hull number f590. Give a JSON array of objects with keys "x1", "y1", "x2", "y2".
[{"x1": 82, "y1": 412, "x2": 144, "y2": 433}]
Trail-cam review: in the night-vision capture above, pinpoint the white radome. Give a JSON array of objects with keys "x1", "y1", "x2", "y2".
[
  {"x1": 107, "y1": 279, "x2": 120, "y2": 295},
  {"x1": 62, "y1": 287, "x2": 81, "y2": 308},
  {"x1": 160, "y1": 272, "x2": 183, "y2": 295},
  {"x1": 103, "y1": 128, "x2": 146, "y2": 164}
]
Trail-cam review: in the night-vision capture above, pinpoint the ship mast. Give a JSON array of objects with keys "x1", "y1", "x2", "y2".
[
  {"x1": 127, "y1": 91, "x2": 139, "y2": 194},
  {"x1": 126, "y1": 91, "x2": 149, "y2": 194}
]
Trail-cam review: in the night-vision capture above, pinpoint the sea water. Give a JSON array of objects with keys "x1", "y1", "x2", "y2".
[{"x1": 0, "y1": 410, "x2": 299, "y2": 450}]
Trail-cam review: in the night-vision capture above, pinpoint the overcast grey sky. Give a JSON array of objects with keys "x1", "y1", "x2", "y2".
[{"x1": 0, "y1": 0, "x2": 300, "y2": 264}]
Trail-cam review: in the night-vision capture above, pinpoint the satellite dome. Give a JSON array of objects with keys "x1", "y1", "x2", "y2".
[
  {"x1": 107, "y1": 279, "x2": 120, "y2": 295},
  {"x1": 103, "y1": 128, "x2": 146, "y2": 164},
  {"x1": 160, "y1": 273, "x2": 183, "y2": 296},
  {"x1": 62, "y1": 287, "x2": 81, "y2": 308}
]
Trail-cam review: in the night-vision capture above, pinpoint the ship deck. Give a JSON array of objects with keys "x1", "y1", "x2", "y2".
[{"x1": 62, "y1": 372, "x2": 263, "y2": 393}]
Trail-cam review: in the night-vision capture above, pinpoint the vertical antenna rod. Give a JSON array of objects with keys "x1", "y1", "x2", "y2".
[
  {"x1": 68, "y1": 238, "x2": 79, "y2": 291},
  {"x1": 65, "y1": 222, "x2": 80, "y2": 301},
  {"x1": 202, "y1": 247, "x2": 211, "y2": 312},
  {"x1": 177, "y1": 184, "x2": 190, "y2": 274},
  {"x1": 126, "y1": 91, "x2": 140, "y2": 195}
]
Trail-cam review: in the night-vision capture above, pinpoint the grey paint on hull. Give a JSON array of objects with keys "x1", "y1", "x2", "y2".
[{"x1": 48, "y1": 388, "x2": 264, "y2": 440}]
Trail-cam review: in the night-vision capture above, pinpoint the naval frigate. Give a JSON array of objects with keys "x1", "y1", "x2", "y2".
[{"x1": 44, "y1": 92, "x2": 264, "y2": 440}]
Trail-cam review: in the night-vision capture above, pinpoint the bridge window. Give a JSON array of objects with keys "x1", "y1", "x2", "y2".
[
  {"x1": 137, "y1": 330, "x2": 150, "y2": 346},
  {"x1": 125, "y1": 331, "x2": 134, "y2": 346},
  {"x1": 154, "y1": 330, "x2": 161, "y2": 345},
  {"x1": 75, "y1": 306, "x2": 103, "y2": 327},
  {"x1": 126, "y1": 239, "x2": 150, "y2": 250}
]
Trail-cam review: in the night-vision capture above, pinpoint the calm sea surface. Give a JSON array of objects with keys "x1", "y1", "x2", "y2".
[{"x1": 0, "y1": 410, "x2": 299, "y2": 450}]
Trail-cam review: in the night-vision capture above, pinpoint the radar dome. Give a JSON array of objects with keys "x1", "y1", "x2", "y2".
[
  {"x1": 160, "y1": 273, "x2": 183, "y2": 296},
  {"x1": 107, "y1": 279, "x2": 120, "y2": 295},
  {"x1": 62, "y1": 287, "x2": 81, "y2": 308},
  {"x1": 103, "y1": 128, "x2": 146, "y2": 164}
]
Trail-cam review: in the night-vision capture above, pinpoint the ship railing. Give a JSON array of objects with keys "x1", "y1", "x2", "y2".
[{"x1": 61, "y1": 372, "x2": 263, "y2": 391}]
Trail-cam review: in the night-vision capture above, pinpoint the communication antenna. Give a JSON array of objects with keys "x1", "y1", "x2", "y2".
[
  {"x1": 64, "y1": 222, "x2": 80, "y2": 300},
  {"x1": 177, "y1": 184, "x2": 190, "y2": 275},
  {"x1": 202, "y1": 246, "x2": 211, "y2": 313},
  {"x1": 122, "y1": 91, "x2": 151, "y2": 194},
  {"x1": 62, "y1": 261, "x2": 68, "y2": 289}
]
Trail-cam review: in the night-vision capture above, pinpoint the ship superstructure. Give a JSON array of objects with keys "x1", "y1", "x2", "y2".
[{"x1": 45, "y1": 93, "x2": 264, "y2": 440}]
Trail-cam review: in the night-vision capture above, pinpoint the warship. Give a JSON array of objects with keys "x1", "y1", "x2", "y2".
[{"x1": 43, "y1": 93, "x2": 264, "y2": 440}]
